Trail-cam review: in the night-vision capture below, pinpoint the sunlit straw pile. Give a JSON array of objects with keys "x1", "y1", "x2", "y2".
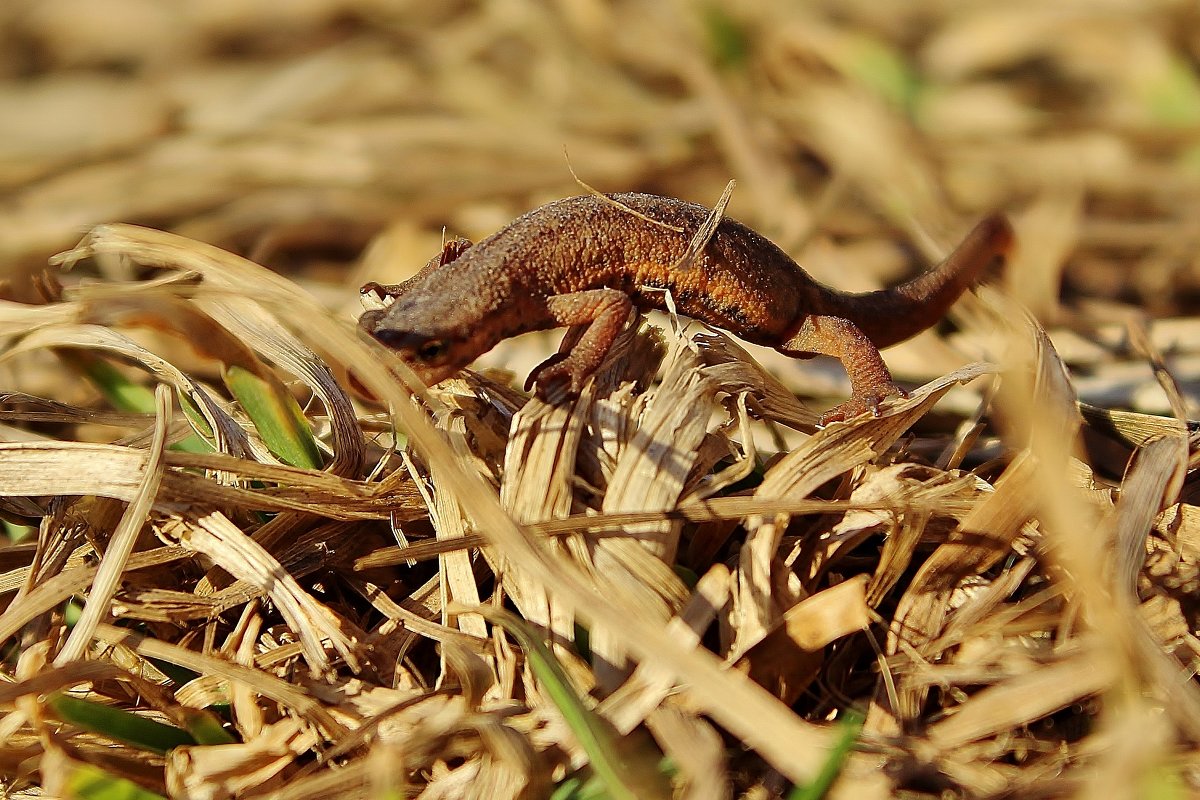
[{"x1": 3, "y1": 2, "x2": 1200, "y2": 799}]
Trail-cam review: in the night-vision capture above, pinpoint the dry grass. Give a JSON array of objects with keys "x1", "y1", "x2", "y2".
[{"x1": 3, "y1": 2, "x2": 1200, "y2": 798}]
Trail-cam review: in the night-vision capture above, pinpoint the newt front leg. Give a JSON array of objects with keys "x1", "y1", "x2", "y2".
[{"x1": 525, "y1": 290, "x2": 635, "y2": 402}]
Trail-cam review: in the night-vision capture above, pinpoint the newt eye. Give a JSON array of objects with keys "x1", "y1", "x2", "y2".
[{"x1": 415, "y1": 339, "x2": 449, "y2": 364}]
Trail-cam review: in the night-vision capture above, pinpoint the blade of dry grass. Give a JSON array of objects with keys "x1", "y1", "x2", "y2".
[
  {"x1": 170, "y1": 511, "x2": 360, "y2": 674},
  {"x1": 0, "y1": 544, "x2": 190, "y2": 648},
  {"x1": 865, "y1": 449, "x2": 1039, "y2": 735},
  {"x1": 1114, "y1": 435, "x2": 1187, "y2": 594},
  {"x1": 283, "y1": 293, "x2": 843, "y2": 784},
  {"x1": 91, "y1": 622, "x2": 350, "y2": 740},
  {"x1": 1, "y1": 322, "x2": 252, "y2": 456},
  {"x1": 599, "y1": 563, "x2": 733, "y2": 734},
  {"x1": 499, "y1": 383, "x2": 598, "y2": 662},
  {"x1": 737, "y1": 363, "x2": 994, "y2": 650},
  {"x1": 166, "y1": 718, "x2": 320, "y2": 799},
  {"x1": 926, "y1": 644, "x2": 1117, "y2": 751},
  {"x1": 586, "y1": 331, "x2": 720, "y2": 685},
  {"x1": 734, "y1": 575, "x2": 870, "y2": 706},
  {"x1": 56, "y1": 230, "x2": 365, "y2": 473},
  {"x1": 416, "y1": 417, "x2": 488, "y2": 642},
  {"x1": 645, "y1": 703, "x2": 726, "y2": 800},
  {"x1": 53, "y1": 383, "x2": 171, "y2": 664},
  {"x1": 0, "y1": 441, "x2": 424, "y2": 520},
  {"x1": 695, "y1": 330, "x2": 821, "y2": 431}
]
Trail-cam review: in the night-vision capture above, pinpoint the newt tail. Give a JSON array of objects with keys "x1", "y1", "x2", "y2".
[{"x1": 812, "y1": 214, "x2": 1014, "y2": 349}]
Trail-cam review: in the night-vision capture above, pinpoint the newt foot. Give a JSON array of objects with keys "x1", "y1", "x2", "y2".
[
  {"x1": 527, "y1": 355, "x2": 589, "y2": 404},
  {"x1": 359, "y1": 281, "x2": 386, "y2": 298},
  {"x1": 524, "y1": 353, "x2": 567, "y2": 392},
  {"x1": 818, "y1": 385, "x2": 908, "y2": 427}
]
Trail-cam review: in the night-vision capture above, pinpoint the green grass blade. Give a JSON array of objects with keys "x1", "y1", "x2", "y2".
[
  {"x1": 551, "y1": 757, "x2": 676, "y2": 800},
  {"x1": 842, "y1": 36, "x2": 921, "y2": 114},
  {"x1": 548, "y1": 776, "x2": 585, "y2": 800},
  {"x1": 1145, "y1": 55, "x2": 1200, "y2": 126},
  {"x1": 3, "y1": 519, "x2": 35, "y2": 542},
  {"x1": 224, "y1": 365, "x2": 322, "y2": 469},
  {"x1": 64, "y1": 599, "x2": 84, "y2": 626},
  {"x1": 66, "y1": 762, "x2": 168, "y2": 800},
  {"x1": 69, "y1": 353, "x2": 157, "y2": 413},
  {"x1": 1141, "y1": 760, "x2": 1187, "y2": 800},
  {"x1": 483, "y1": 607, "x2": 669, "y2": 800},
  {"x1": 179, "y1": 707, "x2": 238, "y2": 745},
  {"x1": 144, "y1": 656, "x2": 200, "y2": 687},
  {"x1": 702, "y1": 4, "x2": 750, "y2": 70},
  {"x1": 66, "y1": 352, "x2": 212, "y2": 453},
  {"x1": 787, "y1": 711, "x2": 863, "y2": 800},
  {"x1": 47, "y1": 693, "x2": 196, "y2": 755},
  {"x1": 175, "y1": 391, "x2": 216, "y2": 445}
]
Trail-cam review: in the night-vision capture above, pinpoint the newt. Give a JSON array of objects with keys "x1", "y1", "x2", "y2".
[{"x1": 359, "y1": 193, "x2": 1012, "y2": 423}]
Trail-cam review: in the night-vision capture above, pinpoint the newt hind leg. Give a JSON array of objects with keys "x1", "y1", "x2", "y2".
[
  {"x1": 526, "y1": 289, "x2": 634, "y2": 402},
  {"x1": 779, "y1": 314, "x2": 906, "y2": 425}
]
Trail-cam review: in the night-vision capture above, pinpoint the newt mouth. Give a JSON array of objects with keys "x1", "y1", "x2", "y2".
[
  {"x1": 358, "y1": 312, "x2": 424, "y2": 352},
  {"x1": 357, "y1": 308, "x2": 387, "y2": 336},
  {"x1": 368, "y1": 327, "x2": 425, "y2": 352}
]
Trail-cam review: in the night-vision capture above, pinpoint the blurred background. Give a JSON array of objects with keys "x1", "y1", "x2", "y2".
[{"x1": 2, "y1": 0, "x2": 1199, "y2": 406}]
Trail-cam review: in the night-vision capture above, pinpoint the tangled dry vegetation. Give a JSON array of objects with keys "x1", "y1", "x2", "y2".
[{"x1": 3, "y1": 2, "x2": 1200, "y2": 799}]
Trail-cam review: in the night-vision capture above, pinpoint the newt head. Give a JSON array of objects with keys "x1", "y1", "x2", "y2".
[{"x1": 358, "y1": 302, "x2": 486, "y2": 388}]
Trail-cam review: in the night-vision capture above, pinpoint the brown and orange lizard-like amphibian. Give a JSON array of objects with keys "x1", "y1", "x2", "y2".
[{"x1": 359, "y1": 193, "x2": 1012, "y2": 423}]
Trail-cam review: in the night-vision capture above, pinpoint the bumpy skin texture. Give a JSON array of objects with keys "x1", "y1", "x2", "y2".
[{"x1": 360, "y1": 193, "x2": 1013, "y2": 423}]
